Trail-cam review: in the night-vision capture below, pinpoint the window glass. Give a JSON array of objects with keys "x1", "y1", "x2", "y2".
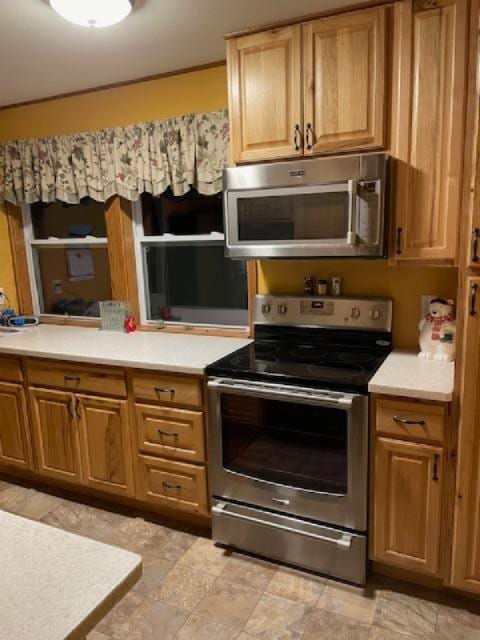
[
  {"x1": 33, "y1": 246, "x2": 112, "y2": 317},
  {"x1": 143, "y1": 244, "x2": 248, "y2": 326},
  {"x1": 141, "y1": 190, "x2": 223, "y2": 236},
  {"x1": 31, "y1": 198, "x2": 107, "y2": 239}
]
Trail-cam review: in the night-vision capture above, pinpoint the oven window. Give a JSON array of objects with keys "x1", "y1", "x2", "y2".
[
  {"x1": 237, "y1": 192, "x2": 350, "y2": 242},
  {"x1": 221, "y1": 394, "x2": 348, "y2": 494}
]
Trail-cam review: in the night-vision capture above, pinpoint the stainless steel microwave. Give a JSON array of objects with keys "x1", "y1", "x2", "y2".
[{"x1": 223, "y1": 153, "x2": 387, "y2": 259}]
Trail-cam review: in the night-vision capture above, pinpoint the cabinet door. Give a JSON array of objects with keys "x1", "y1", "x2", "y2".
[
  {"x1": 451, "y1": 277, "x2": 480, "y2": 593},
  {"x1": 227, "y1": 25, "x2": 302, "y2": 163},
  {"x1": 77, "y1": 395, "x2": 135, "y2": 497},
  {"x1": 303, "y1": 7, "x2": 386, "y2": 154},
  {"x1": 29, "y1": 388, "x2": 82, "y2": 483},
  {"x1": 393, "y1": 0, "x2": 468, "y2": 261},
  {"x1": 0, "y1": 382, "x2": 32, "y2": 470},
  {"x1": 373, "y1": 437, "x2": 443, "y2": 575}
]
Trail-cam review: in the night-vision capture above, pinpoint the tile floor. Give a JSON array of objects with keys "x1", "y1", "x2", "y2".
[{"x1": 1, "y1": 477, "x2": 480, "y2": 640}]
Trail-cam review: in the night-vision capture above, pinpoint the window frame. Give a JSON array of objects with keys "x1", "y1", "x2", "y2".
[{"x1": 132, "y1": 198, "x2": 252, "y2": 333}]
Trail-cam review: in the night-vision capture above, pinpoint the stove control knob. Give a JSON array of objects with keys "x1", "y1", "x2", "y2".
[
  {"x1": 351, "y1": 307, "x2": 361, "y2": 320},
  {"x1": 277, "y1": 304, "x2": 288, "y2": 315},
  {"x1": 261, "y1": 303, "x2": 271, "y2": 315},
  {"x1": 369, "y1": 307, "x2": 381, "y2": 321}
]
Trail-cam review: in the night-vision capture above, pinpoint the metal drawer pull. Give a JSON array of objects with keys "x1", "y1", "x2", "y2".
[
  {"x1": 393, "y1": 415, "x2": 426, "y2": 426},
  {"x1": 212, "y1": 504, "x2": 353, "y2": 549},
  {"x1": 396, "y1": 227, "x2": 403, "y2": 255},
  {"x1": 162, "y1": 481, "x2": 182, "y2": 490},
  {"x1": 432, "y1": 453, "x2": 440, "y2": 482},
  {"x1": 157, "y1": 429, "x2": 178, "y2": 438},
  {"x1": 64, "y1": 375, "x2": 81, "y2": 382},
  {"x1": 470, "y1": 283, "x2": 478, "y2": 317},
  {"x1": 155, "y1": 387, "x2": 175, "y2": 394},
  {"x1": 472, "y1": 228, "x2": 480, "y2": 263}
]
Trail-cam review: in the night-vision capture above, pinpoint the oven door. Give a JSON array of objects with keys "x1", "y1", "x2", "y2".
[
  {"x1": 225, "y1": 182, "x2": 360, "y2": 259},
  {"x1": 208, "y1": 378, "x2": 368, "y2": 532}
]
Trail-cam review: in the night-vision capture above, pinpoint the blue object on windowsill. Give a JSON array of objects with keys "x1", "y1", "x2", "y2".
[{"x1": 69, "y1": 224, "x2": 94, "y2": 238}]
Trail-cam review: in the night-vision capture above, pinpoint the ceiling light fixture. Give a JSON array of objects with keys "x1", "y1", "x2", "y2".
[{"x1": 49, "y1": 0, "x2": 133, "y2": 28}]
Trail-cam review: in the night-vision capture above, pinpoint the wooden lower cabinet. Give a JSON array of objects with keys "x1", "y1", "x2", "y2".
[
  {"x1": 137, "y1": 454, "x2": 208, "y2": 516},
  {"x1": 0, "y1": 382, "x2": 32, "y2": 470},
  {"x1": 77, "y1": 395, "x2": 135, "y2": 497},
  {"x1": 29, "y1": 388, "x2": 83, "y2": 483},
  {"x1": 373, "y1": 437, "x2": 443, "y2": 576}
]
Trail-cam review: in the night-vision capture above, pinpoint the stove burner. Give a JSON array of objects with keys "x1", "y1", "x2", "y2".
[
  {"x1": 231, "y1": 353, "x2": 279, "y2": 368},
  {"x1": 291, "y1": 346, "x2": 327, "y2": 361},
  {"x1": 307, "y1": 362, "x2": 365, "y2": 379},
  {"x1": 339, "y1": 352, "x2": 374, "y2": 364}
]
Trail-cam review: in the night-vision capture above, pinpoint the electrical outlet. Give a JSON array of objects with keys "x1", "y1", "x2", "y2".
[{"x1": 53, "y1": 280, "x2": 63, "y2": 295}]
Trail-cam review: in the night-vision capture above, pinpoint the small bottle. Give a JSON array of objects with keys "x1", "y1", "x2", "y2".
[
  {"x1": 304, "y1": 276, "x2": 314, "y2": 295},
  {"x1": 331, "y1": 276, "x2": 342, "y2": 296},
  {"x1": 317, "y1": 279, "x2": 328, "y2": 296}
]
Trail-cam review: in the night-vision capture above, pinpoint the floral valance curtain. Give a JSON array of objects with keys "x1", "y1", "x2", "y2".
[{"x1": 0, "y1": 109, "x2": 229, "y2": 205}]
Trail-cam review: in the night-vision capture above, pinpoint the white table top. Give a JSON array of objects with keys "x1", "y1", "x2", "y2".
[
  {"x1": 0, "y1": 324, "x2": 250, "y2": 373},
  {"x1": 0, "y1": 510, "x2": 142, "y2": 640},
  {"x1": 368, "y1": 351, "x2": 455, "y2": 402}
]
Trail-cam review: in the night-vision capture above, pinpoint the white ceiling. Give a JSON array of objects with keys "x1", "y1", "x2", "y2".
[{"x1": 0, "y1": 0, "x2": 356, "y2": 107}]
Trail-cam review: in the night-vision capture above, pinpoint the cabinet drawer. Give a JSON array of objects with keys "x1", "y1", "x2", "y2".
[
  {"x1": 376, "y1": 398, "x2": 446, "y2": 444},
  {"x1": 26, "y1": 360, "x2": 127, "y2": 397},
  {"x1": 137, "y1": 455, "x2": 208, "y2": 515},
  {"x1": 135, "y1": 404, "x2": 205, "y2": 463},
  {"x1": 0, "y1": 357, "x2": 23, "y2": 383},
  {"x1": 132, "y1": 372, "x2": 203, "y2": 408}
]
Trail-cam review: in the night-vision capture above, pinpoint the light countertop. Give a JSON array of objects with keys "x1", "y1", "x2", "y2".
[
  {"x1": 369, "y1": 351, "x2": 455, "y2": 402},
  {"x1": 0, "y1": 324, "x2": 250, "y2": 373},
  {"x1": 0, "y1": 510, "x2": 142, "y2": 640}
]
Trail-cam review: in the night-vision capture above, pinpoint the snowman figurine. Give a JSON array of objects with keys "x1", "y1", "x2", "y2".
[{"x1": 418, "y1": 298, "x2": 456, "y2": 362}]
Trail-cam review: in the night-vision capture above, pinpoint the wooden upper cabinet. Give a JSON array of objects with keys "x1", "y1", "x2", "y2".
[
  {"x1": 227, "y1": 25, "x2": 302, "y2": 163},
  {"x1": 77, "y1": 395, "x2": 135, "y2": 497},
  {"x1": 373, "y1": 437, "x2": 443, "y2": 576},
  {"x1": 303, "y1": 7, "x2": 386, "y2": 155},
  {"x1": 451, "y1": 277, "x2": 480, "y2": 593},
  {"x1": 392, "y1": 0, "x2": 468, "y2": 262},
  {"x1": 29, "y1": 388, "x2": 83, "y2": 483},
  {"x1": 0, "y1": 382, "x2": 32, "y2": 470}
]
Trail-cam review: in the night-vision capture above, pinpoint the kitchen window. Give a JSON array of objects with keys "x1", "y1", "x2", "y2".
[
  {"x1": 134, "y1": 191, "x2": 249, "y2": 328},
  {"x1": 23, "y1": 199, "x2": 112, "y2": 319}
]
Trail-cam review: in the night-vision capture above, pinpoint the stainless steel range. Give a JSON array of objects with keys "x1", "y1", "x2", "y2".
[{"x1": 206, "y1": 294, "x2": 393, "y2": 585}]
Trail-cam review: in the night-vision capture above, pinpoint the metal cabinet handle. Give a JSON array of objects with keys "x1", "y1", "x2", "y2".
[
  {"x1": 65, "y1": 375, "x2": 81, "y2": 383},
  {"x1": 470, "y1": 283, "x2": 478, "y2": 316},
  {"x1": 68, "y1": 398, "x2": 75, "y2": 419},
  {"x1": 472, "y1": 228, "x2": 480, "y2": 263},
  {"x1": 155, "y1": 386, "x2": 175, "y2": 395},
  {"x1": 432, "y1": 453, "x2": 440, "y2": 482},
  {"x1": 294, "y1": 124, "x2": 301, "y2": 151},
  {"x1": 393, "y1": 415, "x2": 426, "y2": 426},
  {"x1": 162, "y1": 481, "x2": 182, "y2": 490},
  {"x1": 305, "y1": 123, "x2": 313, "y2": 150},
  {"x1": 396, "y1": 227, "x2": 403, "y2": 255},
  {"x1": 75, "y1": 398, "x2": 82, "y2": 420},
  {"x1": 157, "y1": 429, "x2": 179, "y2": 438}
]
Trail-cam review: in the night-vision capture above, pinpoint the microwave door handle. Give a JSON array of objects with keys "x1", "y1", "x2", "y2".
[{"x1": 346, "y1": 180, "x2": 357, "y2": 245}]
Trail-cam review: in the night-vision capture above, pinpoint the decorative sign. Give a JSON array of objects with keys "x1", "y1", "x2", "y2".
[
  {"x1": 99, "y1": 301, "x2": 129, "y2": 332},
  {"x1": 66, "y1": 249, "x2": 95, "y2": 281}
]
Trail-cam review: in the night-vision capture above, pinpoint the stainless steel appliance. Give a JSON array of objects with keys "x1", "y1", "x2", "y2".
[
  {"x1": 223, "y1": 153, "x2": 387, "y2": 259},
  {"x1": 206, "y1": 294, "x2": 393, "y2": 585}
]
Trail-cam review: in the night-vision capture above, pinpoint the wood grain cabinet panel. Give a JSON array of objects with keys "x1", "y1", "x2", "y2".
[
  {"x1": 29, "y1": 388, "x2": 83, "y2": 483},
  {"x1": 0, "y1": 358, "x2": 23, "y2": 383},
  {"x1": 451, "y1": 277, "x2": 480, "y2": 593},
  {"x1": 376, "y1": 397, "x2": 446, "y2": 444},
  {"x1": 0, "y1": 382, "x2": 32, "y2": 469},
  {"x1": 303, "y1": 7, "x2": 386, "y2": 154},
  {"x1": 137, "y1": 454, "x2": 208, "y2": 515},
  {"x1": 227, "y1": 25, "x2": 302, "y2": 162},
  {"x1": 135, "y1": 403, "x2": 205, "y2": 463},
  {"x1": 393, "y1": 0, "x2": 468, "y2": 261},
  {"x1": 77, "y1": 395, "x2": 135, "y2": 497},
  {"x1": 373, "y1": 437, "x2": 443, "y2": 576}
]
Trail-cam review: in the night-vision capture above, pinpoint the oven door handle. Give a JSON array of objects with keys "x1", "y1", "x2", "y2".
[
  {"x1": 212, "y1": 503, "x2": 353, "y2": 549},
  {"x1": 208, "y1": 379, "x2": 355, "y2": 408}
]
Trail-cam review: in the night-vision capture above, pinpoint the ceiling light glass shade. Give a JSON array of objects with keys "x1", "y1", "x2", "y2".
[{"x1": 49, "y1": 0, "x2": 133, "y2": 28}]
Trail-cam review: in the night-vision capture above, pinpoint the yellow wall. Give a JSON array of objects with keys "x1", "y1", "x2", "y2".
[
  {"x1": 0, "y1": 206, "x2": 17, "y2": 309},
  {"x1": 259, "y1": 260, "x2": 458, "y2": 350},
  {"x1": 0, "y1": 62, "x2": 458, "y2": 347}
]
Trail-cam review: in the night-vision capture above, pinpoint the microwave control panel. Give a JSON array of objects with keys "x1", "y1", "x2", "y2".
[{"x1": 356, "y1": 180, "x2": 380, "y2": 245}]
